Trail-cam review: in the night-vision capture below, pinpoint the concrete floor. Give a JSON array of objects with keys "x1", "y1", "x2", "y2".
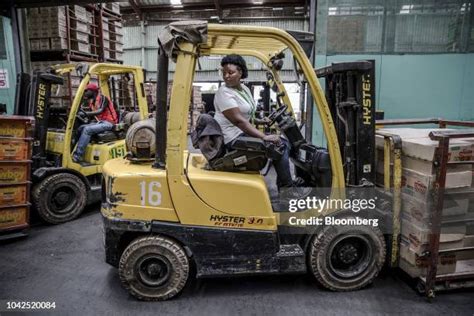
[{"x1": 1, "y1": 205, "x2": 474, "y2": 316}]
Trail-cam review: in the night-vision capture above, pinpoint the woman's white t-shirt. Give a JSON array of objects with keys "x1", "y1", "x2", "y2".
[{"x1": 214, "y1": 84, "x2": 256, "y2": 144}]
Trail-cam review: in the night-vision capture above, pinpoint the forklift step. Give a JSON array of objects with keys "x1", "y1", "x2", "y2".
[
  {"x1": 277, "y1": 244, "x2": 305, "y2": 258},
  {"x1": 276, "y1": 244, "x2": 307, "y2": 273}
]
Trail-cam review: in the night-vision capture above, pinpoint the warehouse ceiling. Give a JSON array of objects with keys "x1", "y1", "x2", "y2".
[
  {"x1": 2, "y1": 0, "x2": 309, "y2": 23},
  {"x1": 122, "y1": 0, "x2": 306, "y2": 13},
  {"x1": 2, "y1": 0, "x2": 116, "y2": 9},
  {"x1": 121, "y1": 0, "x2": 308, "y2": 21}
]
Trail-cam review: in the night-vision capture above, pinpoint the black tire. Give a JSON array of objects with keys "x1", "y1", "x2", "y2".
[
  {"x1": 32, "y1": 173, "x2": 87, "y2": 224},
  {"x1": 309, "y1": 220, "x2": 386, "y2": 291},
  {"x1": 119, "y1": 236, "x2": 189, "y2": 301}
]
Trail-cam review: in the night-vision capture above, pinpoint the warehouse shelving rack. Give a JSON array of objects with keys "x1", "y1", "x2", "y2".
[{"x1": 28, "y1": 4, "x2": 124, "y2": 127}]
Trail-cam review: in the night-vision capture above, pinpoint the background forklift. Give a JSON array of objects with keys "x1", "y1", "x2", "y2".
[
  {"x1": 19, "y1": 63, "x2": 148, "y2": 224},
  {"x1": 101, "y1": 22, "x2": 386, "y2": 301}
]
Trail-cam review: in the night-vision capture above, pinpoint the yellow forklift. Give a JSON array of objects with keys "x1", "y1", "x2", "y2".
[
  {"x1": 27, "y1": 63, "x2": 148, "y2": 224},
  {"x1": 101, "y1": 22, "x2": 386, "y2": 300}
]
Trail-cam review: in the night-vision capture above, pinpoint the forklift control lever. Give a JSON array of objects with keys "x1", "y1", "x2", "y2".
[{"x1": 267, "y1": 104, "x2": 288, "y2": 127}]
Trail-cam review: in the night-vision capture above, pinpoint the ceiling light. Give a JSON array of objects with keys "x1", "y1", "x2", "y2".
[
  {"x1": 170, "y1": 0, "x2": 182, "y2": 5},
  {"x1": 253, "y1": 1, "x2": 264, "y2": 4},
  {"x1": 272, "y1": 7, "x2": 283, "y2": 11},
  {"x1": 173, "y1": 4, "x2": 183, "y2": 8}
]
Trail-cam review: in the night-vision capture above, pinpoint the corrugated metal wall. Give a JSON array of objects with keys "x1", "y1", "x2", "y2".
[
  {"x1": 123, "y1": 19, "x2": 306, "y2": 82},
  {"x1": 326, "y1": 1, "x2": 472, "y2": 54}
]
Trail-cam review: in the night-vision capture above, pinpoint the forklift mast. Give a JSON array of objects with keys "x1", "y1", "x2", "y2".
[
  {"x1": 27, "y1": 72, "x2": 64, "y2": 169},
  {"x1": 316, "y1": 61, "x2": 376, "y2": 186}
]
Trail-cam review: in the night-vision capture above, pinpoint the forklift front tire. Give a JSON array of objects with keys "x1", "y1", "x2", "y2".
[
  {"x1": 32, "y1": 173, "x2": 87, "y2": 224},
  {"x1": 119, "y1": 236, "x2": 190, "y2": 301},
  {"x1": 309, "y1": 222, "x2": 386, "y2": 291}
]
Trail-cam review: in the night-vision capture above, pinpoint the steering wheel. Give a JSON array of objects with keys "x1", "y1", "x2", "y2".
[
  {"x1": 267, "y1": 104, "x2": 288, "y2": 127},
  {"x1": 76, "y1": 109, "x2": 89, "y2": 124}
]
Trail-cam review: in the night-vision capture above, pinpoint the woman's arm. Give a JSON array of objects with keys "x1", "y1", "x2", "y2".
[{"x1": 222, "y1": 108, "x2": 281, "y2": 144}]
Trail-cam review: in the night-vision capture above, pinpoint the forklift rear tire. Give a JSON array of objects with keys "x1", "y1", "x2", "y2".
[
  {"x1": 309, "y1": 221, "x2": 385, "y2": 291},
  {"x1": 119, "y1": 236, "x2": 189, "y2": 301},
  {"x1": 32, "y1": 173, "x2": 87, "y2": 224}
]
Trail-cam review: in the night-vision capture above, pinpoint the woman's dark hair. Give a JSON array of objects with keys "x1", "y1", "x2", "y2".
[{"x1": 221, "y1": 54, "x2": 248, "y2": 79}]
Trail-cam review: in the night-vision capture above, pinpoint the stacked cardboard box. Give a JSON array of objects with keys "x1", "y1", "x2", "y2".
[
  {"x1": 109, "y1": 20, "x2": 123, "y2": 60},
  {"x1": 30, "y1": 61, "x2": 93, "y2": 109},
  {"x1": 28, "y1": 7, "x2": 68, "y2": 51},
  {"x1": 144, "y1": 81, "x2": 169, "y2": 110},
  {"x1": 189, "y1": 87, "x2": 204, "y2": 131},
  {"x1": 105, "y1": 3, "x2": 121, "y2": 14},
  {"x1": 102, "y1": 17, "x2": 110, "y2": 59},
  {"x1": 28, "y1": 6, "x2": 95, "y2": 55},
  {"x1": 463, "y1": 133, "x2": 474, "y2": 252},
  {"x1": 144, "y1": 81, "x2": 157, "y2": 109},
  {"x1": 0, "y1": 116, "x2": 35, "y2": 239},
  {"x1": 376, "y1": 128, "x2": 474, "y2": 277},
  {"x1": 145, "y1": 84, "x2": 203, "y2": 132},
  {"x1": 102, "y1": 20, "x2": 123, "y2": 60},
  {"x1": 31, "y1": 61, "x2": 68, "y2": 108},
  {"x1": 69, "y1": 6, "x2": 93, "y2": 54}
]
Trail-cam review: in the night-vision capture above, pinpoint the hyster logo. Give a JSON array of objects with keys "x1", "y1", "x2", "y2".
[
  {"x1": 36, "y1": 83, "x2": 47, "y2": 119},
  {"x1": 210, "y1": 215, "x2": 246, "y2": 227},
  {"x1": 210, "y1": 215, "x2": 245, "y2": 224},
  {"x1": 362, "y1": 74, "x2": 371, "y2": 125}
]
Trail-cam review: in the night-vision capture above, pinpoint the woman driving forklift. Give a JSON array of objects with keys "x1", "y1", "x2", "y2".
[{"x1": 213, "y1": 54, "x2": 296, "y2": 190}]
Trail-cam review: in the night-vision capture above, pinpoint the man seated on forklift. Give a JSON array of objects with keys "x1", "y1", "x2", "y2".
[{"x1": 72, "y1": 83, "x2": 118, "y2": 163}]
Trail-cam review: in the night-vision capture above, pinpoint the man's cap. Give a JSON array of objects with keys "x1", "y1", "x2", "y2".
[{"x1": 86, "y1": 83, "x2": 99, "y2": 91}]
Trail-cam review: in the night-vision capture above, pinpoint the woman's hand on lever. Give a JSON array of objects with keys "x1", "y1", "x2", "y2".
[{"x1": 262, "y1": 134, "x2": 281, "y2": 145}]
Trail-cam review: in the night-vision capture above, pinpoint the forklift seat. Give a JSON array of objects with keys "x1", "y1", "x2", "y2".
[
  {"x1": 90, "y1": 123, "x2": 126, "y2": 144},
  {"x1": 211, "y1": 137, "x2": 268, "y2": 171},
  {"x1": 90, "y1": 104, "x2": 128, "y2": 144},
  {"x1": 192, "y1": 114, "x2": 267, "y2": 172}
]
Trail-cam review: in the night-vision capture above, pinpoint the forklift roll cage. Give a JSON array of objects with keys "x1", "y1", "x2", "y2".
[
  {"x1": 161, "y1": 24, "x2": 345, "y2": 191},
  {"x1": 56, "y1": 63, "x2": 149, "y2": 176}
]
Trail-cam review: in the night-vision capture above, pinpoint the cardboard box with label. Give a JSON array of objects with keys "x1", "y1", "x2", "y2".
[
  {"x1": 402, "y1": 155, "x2": 472, "y2": 175},
  {"x1": 402, "y1": 193, "x2": 469, "y2": 221},
  {"x1": 402, "y1": 168, "x2": 472, "y2": 201},
  {"x1": 401, "y1": 138, "x2": 473, "y2": 162},
  {"x1": 375, "y1": 128, "x2": 456, "y2": 147},
  {"x1": 401, "y1": 217, "x2": 465, "y2": 254},
  {"x1": 399, "y1": 237, "x2": 457, "y2": 277}
]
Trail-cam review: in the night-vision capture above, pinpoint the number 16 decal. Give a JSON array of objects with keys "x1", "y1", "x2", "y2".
[{"x1": 139, "y1": 181, "x2": 162, "y2": 206}]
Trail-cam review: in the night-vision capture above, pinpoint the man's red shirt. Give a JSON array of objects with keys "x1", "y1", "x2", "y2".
[{"x1": 90, "y1": 94, "x2": 118, "y2": 124}]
